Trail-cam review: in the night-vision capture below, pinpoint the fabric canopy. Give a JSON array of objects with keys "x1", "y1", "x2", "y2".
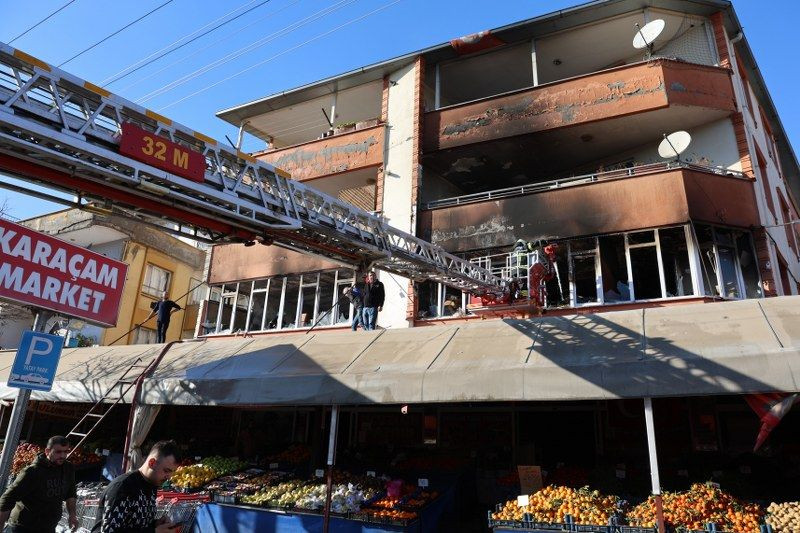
[{"x1": 1, "y1": 296, "x2": 798, "y2": 406}]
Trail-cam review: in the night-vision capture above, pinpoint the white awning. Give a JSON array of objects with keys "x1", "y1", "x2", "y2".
[{"x1": 1, "y1": 297, "x2": 798, "y2": 406}]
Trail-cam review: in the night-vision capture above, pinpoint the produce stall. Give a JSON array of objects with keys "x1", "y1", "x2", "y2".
[
  {"x1": 154, "y1": 451, "x2": 455, "y2": 533},
  {"x1": 487, "y1": 483, "x2": 776, "y2": 533}
]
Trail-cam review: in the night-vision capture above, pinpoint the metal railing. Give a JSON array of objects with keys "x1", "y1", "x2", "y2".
[{"x1": 425, "y1": 162, "x2": 746, "y2": 210}]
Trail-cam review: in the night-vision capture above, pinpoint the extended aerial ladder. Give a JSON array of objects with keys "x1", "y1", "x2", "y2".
[{"x1": 0, "y1": 41, "x2": 502, "y2": 293}]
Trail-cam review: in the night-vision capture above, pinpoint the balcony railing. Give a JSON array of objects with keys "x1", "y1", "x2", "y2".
[{"x1": 424, "y1": 162, "x2": 745, "y2": 210}]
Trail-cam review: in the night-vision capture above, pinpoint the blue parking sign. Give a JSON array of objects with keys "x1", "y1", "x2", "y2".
[{"x1": 8, "y1": 331, "x2": 64, "y2": 392}]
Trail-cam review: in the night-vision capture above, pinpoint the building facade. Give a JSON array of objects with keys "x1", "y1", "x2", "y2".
[
  {"x1": 201, "y1": 0, "x2": 799, "y2": 338},
  {"x1": 0, "y1": 208, "x2": 206, "y2": 348}
]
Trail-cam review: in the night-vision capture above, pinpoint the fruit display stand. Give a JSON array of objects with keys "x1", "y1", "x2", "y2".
[
  {"x1": 181, "y1": 467, "x2": 455, "y2": 533},
  {"x1": 489, "y1": 483, "x2": 774, "y2": 533}
]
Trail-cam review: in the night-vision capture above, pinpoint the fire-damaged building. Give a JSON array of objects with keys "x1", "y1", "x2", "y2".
[{"x1": 202, "y1": 0, "x2": 799, "y2": 337}]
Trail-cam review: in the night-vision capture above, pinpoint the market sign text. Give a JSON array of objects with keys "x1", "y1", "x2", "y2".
[{"x1": 0, "y1": 218, "x2": 127, "y2": 326}]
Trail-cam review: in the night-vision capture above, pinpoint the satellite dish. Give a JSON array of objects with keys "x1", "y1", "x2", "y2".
[
  {"x1": 658, "y1": 131, "x2": 692, "y2": 160},
  {"x1": 633, "y1": 19, "x2": 665, "y2": 49}
]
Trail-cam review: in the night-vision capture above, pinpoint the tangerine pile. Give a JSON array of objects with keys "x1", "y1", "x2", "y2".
[
  {"x1": 627, "y1": 482, "x2": 764, "y2": 533},
  {"x1": 492, "y1": 485, "x2": 621, "y2": 525}
]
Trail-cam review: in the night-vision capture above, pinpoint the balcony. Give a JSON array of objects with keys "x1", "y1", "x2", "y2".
[
  {"x1": 417, "y1": 163, "x2": 758, "y2": 253},
  {"x1": 425, "y1": 59, "x2": 734, "y2": 153},
  {"x1": 422, "y1": 60, "x2": 736, "y2": 190},
  {"x1": 255, "y1": 123, "x2": 384, "y2": 182}
]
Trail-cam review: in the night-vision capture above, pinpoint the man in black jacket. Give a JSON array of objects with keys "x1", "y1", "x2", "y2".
[
  {"x1": 0, "y1": 435, "x2": 77, "y2": 532},
  {"x1": 361, "y1": 271, "x2": 385, "y2": 331},
  {"x1": 146, "y1": 292, "x2": 182, "y2": 343},
  {"x1": 92, "y1": 440, "x2": 181, "y2": 533}
]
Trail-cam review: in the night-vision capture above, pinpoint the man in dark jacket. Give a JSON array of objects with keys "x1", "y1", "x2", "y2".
[
  {"x1": 0, "y1": 435, "x2": 77, "y2": 532},
  {"x1": 146, "y1": 292, "x2": 182, "y2": 343},
  {"x1": 92, "y1": 440, "x2": 180, "y2": 533},
  {"x1": 342, "y1": 282, "x2": 364, "y2": 330},
  {"x1": 361, "y1": 271, "x2": 385, "y2": 331}
]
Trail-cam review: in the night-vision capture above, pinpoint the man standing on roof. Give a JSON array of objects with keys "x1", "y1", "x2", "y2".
[
  {"x1": 92, "y1": 440, "x2": 181, "y2": 533},
  {"x1": 0, "y1": 435, "x2": 78, "y2": 532},
  {"x1": 361, "y1": 271, "x2": 385, "y2": 331},
  {"x1": 146, "y1": 292, "x2": 181, "y2": 343},
  {"x1": 342, "y1": 282, "x2": 365, "y2": 330}
]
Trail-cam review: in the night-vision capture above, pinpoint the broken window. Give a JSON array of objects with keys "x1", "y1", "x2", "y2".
[
  {"x1": 217, "y1": 284, "x2": 236, "y2": 334},
  {"x1": 736, "y1": 233, "x2": 762, "y2": 298},
  {"x1": 264, "y1": 278, "x2": 284, "y2": 330},
  {"x1": 436, "y1": 42, "x2": 533, "y2": 108},
  {"x1": 416, "y1": 281, "x2": 466, "y2": 319},
  {"x1": 626, "y1": 231, "x2": 661, "y2": 300},
  {"x1": 249, "y1": 287, "x2": 267, "y2": 331},
  {"x1": 599, "y1": 234, "x2": 628, "y2": 302},
  {"x1": 298, "y1": 273, "x2": 319, "y2": 328},
  {"x1": 231, "y1": 282, "x2": 250, "y2": 333},
  {"x1": 416, "y1": 281, "x2": 439, "y2": 319},
  {"x1": 544, "y1": 245, "x2": 569, "y2": 307},
  {"x1": 569, "y1": 238, "x2": 599, "y2": 305},
  {"x1": 659, "y1": 227, "x2": 694, "y2": 297},
  {"x1": 694, "y1": 224, "x2": 760, "y2": 299},
  {"x1": 281, "y1": 278, "x2": 300, "y2": 329}
]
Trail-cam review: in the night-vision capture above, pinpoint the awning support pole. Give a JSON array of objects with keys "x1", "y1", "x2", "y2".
[
  {"x1": 322, "y1": 405, "x2": 339, "y2": 533},
  {"x1": 644, "y1": 397, "x2": 666, "y2": 533}
]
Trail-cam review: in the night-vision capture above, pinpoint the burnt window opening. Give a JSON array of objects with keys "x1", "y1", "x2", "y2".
[
  {"x1": 736, "y1": 233, "x2": 762, "y2": 299},
  {"x1": 694, "y1": 223, "x2": 760, "y2": 299},
  {"x1": 570, "y1": 238, "x2": 599, "y2": 305},
  {"x1": 599, "y1": 234, "x2": 628, "y2": 302},
  {"x1": 629, "y1": 246, "x2": 661, "y2": 299},
  {"x1": 659, "y1": 227, "x2": 694, "y2": 297}
]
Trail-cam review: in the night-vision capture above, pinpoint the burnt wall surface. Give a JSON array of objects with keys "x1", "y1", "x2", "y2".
[
  {"x1": 209, "y1": 243, "x2": 342, "y2": 284},
  {"x1": 418, "y1": 170, "x2": 757, "y2": 252},
  {"x1": 424, "y1": 60, "x2": 734, "y2": 153},
  {"x1": 256, "y1": 125, "x2": 384, "y2": 181}
]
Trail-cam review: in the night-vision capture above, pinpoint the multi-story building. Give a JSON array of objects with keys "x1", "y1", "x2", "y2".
[
  {"x1": 0, "y1": 208, "x2": 206, "y2": 348},
  {"x1": 202, "y1": 0, "x2": 799, "y2": 339}
]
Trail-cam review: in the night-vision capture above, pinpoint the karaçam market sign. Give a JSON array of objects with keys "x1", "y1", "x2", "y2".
[{"x1": 0, "y1": 218, "x2": 127, "y2": 326}]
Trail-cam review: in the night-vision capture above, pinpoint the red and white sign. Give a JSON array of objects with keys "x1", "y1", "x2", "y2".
[
  {"x1": 0, "y1": 218, "x2": 127, "y2": 326},
  {"x1": 119, "y1": 122, "x2": 206, "y2": 182}
]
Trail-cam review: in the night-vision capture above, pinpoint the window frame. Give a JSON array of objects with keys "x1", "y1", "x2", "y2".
[
  {"x1": 141, "y1": 263, "x2": 173, "y2": 298},
  {"x1": 202, "y1": 270, "x2": 358, "y2": 335}
]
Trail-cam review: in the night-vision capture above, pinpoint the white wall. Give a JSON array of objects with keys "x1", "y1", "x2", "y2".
[
  {"x1": 578, "y1": 118, "x2": 742, "y2": 174},
  {"x1": 378, "y1": 61, "x2": 418, "y2": 329},
  {"x1": 722, "y1": 25, "x2": 800, "y2": 293}
]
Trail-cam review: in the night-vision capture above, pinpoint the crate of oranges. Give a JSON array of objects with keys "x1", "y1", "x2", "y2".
[{"x1": 627, "y1": 482, "x2": 764, "y2": 533}]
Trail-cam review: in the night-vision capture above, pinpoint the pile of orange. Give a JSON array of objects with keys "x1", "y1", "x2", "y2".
[
  {"x1": 492, "y1": 485, "x2": 620, "y2": 525},
  {"x1": 370, "y1": 496, "x2": 403, "y2": 509},
  {"x1": 628, "y1": 482, "x2": 764, "y2": 533},
  {"x1": 359, "y1": 508, "x2": 417, "y2": 520}
]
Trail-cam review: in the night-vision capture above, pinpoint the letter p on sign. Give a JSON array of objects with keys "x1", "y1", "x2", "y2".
[{"x1": 25, "y1": 336, "x2": 54, "y2": 366}]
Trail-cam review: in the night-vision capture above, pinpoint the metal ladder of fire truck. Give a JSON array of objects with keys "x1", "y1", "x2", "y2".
[
  {"x1": 0, "y1": 42, "x2": 503, "y2": 294},
  {"x1": 65, "y1": 356, "x2": 157, "y2": 458}
]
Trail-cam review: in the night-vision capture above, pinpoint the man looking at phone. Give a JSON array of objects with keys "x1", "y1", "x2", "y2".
[{"x1": 92, "y1": 440, "x2": 181, "y2": 532}]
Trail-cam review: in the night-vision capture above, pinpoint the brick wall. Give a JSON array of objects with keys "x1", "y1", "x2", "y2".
[
  {"x1": 710, "y1": 12, "x2": 731, "y2": 69},
  {"x1": 407, "y1": 57, "x2": 425, "y2": 320},
  {"x1": 376, "y1": 75, "x2": 390, "y2": 214},
  {"x1": 731, "y1": 113, "x2": 753, "y2": 178},
  {"x1": 752, "y1": 227, "x2": 777, "y2": 296}
]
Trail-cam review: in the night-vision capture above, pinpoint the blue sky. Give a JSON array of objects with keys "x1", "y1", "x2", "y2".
[{"x1": 1, "y1": 0, "x2": 798, "y2": 219}]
